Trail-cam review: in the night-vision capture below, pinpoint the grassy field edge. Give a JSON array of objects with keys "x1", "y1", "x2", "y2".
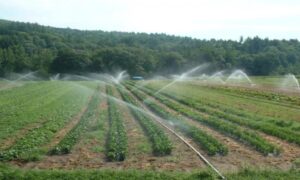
[{"x1": 0, "y1": 163, "x2": 299, "y2": 180}]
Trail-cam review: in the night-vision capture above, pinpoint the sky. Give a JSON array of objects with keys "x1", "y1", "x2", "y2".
[{"x1": 0, "y1": 0, "x2": 300, "y2": 40}]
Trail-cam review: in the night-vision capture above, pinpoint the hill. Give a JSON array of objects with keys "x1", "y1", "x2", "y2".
[{"x1": 0, "y1": 19, "x2": 300, "y2": 77}]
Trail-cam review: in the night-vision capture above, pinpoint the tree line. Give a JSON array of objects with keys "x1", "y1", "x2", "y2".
[{"x1": 0, "y1": 19, "x2": 300, "y2": 77}]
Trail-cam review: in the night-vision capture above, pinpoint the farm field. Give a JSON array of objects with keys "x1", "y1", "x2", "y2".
[{"x1": 0, "y1": 79, "x2": 300, "y2": 179}]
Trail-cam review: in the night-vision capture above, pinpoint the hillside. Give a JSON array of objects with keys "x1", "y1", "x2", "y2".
[{"x1": 0, "y1": 19, "x2": 300, "y2": 77}]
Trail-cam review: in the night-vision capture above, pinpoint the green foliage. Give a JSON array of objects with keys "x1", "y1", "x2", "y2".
[
  {"x1": 49, "y1": 87, "x2": 101, "y2": 155},
  {"x1": 135, "y1": 83, "x2": 279, "y2": 155},
  {"x1": 0, "y1": 163, "x2": 299, "y2": 179},
  {"x1": 227, "y1": 168, "x2": 300, "y2": 180},
  {"x1": 125, "y1": 83, "x2": 227, "y2": 156},
  {"x1": 0, "y1": 163, "x2": 218, "y2": 180},
  {"x1": 0, "y1": 82, "x2": 93, "y2": 161},
  {"x1": 50, "y1": 49, "x2": 91, "y2": 73},
  {"x1": 106, "y1": 86, "x2": 127, "y2": 161},
  {"x1": 203, "y1": 85, "x2": 300, "y2": 107},
  {"x1": 116, "y1": 85, "x2": 172, "y2": 156},
  {"x1": 150, "y1": 83, "x2": 300, "y2": 145},
  {"x1": 159, "y1": 88, "x2": 300, "y2": 146},
  {"x1": 1, "y1": 20, "x2": 300, "y2": 76}
]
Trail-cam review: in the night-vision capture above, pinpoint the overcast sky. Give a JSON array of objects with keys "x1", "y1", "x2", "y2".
[{"x1": 0, "y1": 0, "x2": 299, "y2": 40}]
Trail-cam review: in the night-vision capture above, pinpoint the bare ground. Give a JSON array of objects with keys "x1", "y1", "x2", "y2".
[
  {"x1": 44, "y1": 105, "x2": 90, "y2": 151},
  {"x1": 8, "y1": 85, "x2": 300, "y2": 173},
  {"x1": 132, "y1": 88, "x2": 300, "y2": 173},
  {"x1": 20, "y1": 86, "x2": 205, "y2": 171},
  {"x1": 25, "y1": 96, "x2": 108, "y2": 169},
  {"x1": 113, "y1": 87, "x2": 205, "y2": 171}
]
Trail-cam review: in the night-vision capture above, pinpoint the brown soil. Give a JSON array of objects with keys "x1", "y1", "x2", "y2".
[
  {"x1": 20, "y1": 86, "x2": 205, "y2": 171},
  {"x1": 134, "y1": 88, "x2": 300, "y2": 173},
  {"x1": 10, "y1": 85, "x2": 300, "y2": 173},
  {"x1": 24, "y1": 96, "x2": 108, "y2": 169},
  {"x1": 114, "y1": 87, "x2": 205, "y2": 171},
  {"x1": 42, "y1": 97, "x2": 91, "y2": 151}
]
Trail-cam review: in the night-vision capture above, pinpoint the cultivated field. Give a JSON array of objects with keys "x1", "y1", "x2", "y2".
[{"x1": 0, "y1": 78, "x2": 300, "y2": 179}]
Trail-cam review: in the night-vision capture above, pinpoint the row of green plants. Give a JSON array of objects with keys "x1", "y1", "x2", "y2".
[
  {"x1": 132, "y1": 83, "x2": 280, "y2": 155},
  {"x1": 0, "y1": 83, "x2": 93, "y2": 161},
  {"x1": 116, "y1": 85, "x2": 172, "y2": 156},
  {"x1": 0, "y1": 82, "x2": 74, "y2": 114},
  {"x1": 153, "y1": 87, "x2": 300, "y2": 146},
  {"x1": 144, "y1": 81, "x2": 300, "y2": 132},
  {"x1": 106, "y1": 86, "x2": 127, "y2": 161},
  {"x1": 124, "y1": 83, "x2": 227, "y2": 156},
  {"x1": 0, "y1": 82, "x2": 63, "y2": 117},
  {"x1": 0, "y1": 83, "x2": 69, "y2": 119},
  {"x1": 202, "y1": 84, "x2": 300, "y2": 107},
  {"x1": 0, "y1": 82, "x2": 74, "y2": 141},
  {"x1": 0, "y1": 82, "x2": 55, "y2": 104},
  {"x1": 49, "y1": 87, "x2": 102, "y2": 155},
  {"x1": 183, "y1": 84, "x2": 300, "y2": 132}
]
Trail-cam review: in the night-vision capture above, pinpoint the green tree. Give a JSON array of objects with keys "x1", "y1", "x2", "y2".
[{"x1": 51, "y1": 49, "x2": 91, "y2": 73}]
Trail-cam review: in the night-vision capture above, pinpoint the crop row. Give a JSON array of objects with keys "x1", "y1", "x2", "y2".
[
  {"x1": 116, "y1": 85, "x2": 172, "y2": 156},
  {"x1": 152, "y1": 87, "x2": 300, "y2": 146},
  {"x1": 0, "y1": 84, "x2": 94, "y2": 161},
  {"x1": 0, "y1": 82, "x2": 54, "y2": 104},
  {"x1": 130, "y1": 83, "x2": 280, "y2": 155},
  {"x1": 178, "y1": 83, "x2": 300, "y2": 132},
  {"x1": 49, "y1": 86, "x2": 102, "y2": 155},
  {"x1": 0, "y1": 91, "x2": 72, "y2": 143},
  {"x1": 201, "y1": 84, "x2": 300, "y2": 107},
  {"x1": 106, "y1": 86, "x2": 127, "y2": 161},
  {"x1": 0, "y1": 83, "x2": 69, "y2": 118},
  {"x1": 0, "y1": 82, "x2": 76, "y2": 142},
  {"x1": 124, "y1": 83, "x2": 227, "y2": 156}
]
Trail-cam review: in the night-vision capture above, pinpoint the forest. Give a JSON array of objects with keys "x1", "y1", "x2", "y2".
[{"x1": 0, "y1": 19, "x2": 300, "y2": 77}]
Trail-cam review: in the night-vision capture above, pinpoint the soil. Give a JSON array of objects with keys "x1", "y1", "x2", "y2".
[
  {"x1": 133, "y1": 88, "x2": 300, "y2": 173},
  {"x1": 24, "y1": 96, "x2": 107, "y2": 169},
  {"x1": 8, "y1": 84, "x2": 300, "y2": 174},
  {"x1": 20, "y1": 86, "x2": 205, "y2": 172},
  {"x1": 43, "y1": 103, "x2": 90, "y2": 151}
]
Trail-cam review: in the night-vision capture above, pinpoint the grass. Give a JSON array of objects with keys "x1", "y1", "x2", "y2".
[{"x1": 0, "y1": 163, "x2": 299, "y2": 180}]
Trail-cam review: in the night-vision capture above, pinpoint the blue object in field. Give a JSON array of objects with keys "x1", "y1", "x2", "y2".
[{"x1": 132, "y1": 76, "x2": 144, "y2": 80}]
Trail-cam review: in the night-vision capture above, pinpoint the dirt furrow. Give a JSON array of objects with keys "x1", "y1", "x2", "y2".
[
  {"x1": 132, "y1": 87, "x2": 300, "y2": 172},
  {"x1": 120, "y1": 86, "x2": 206, "y2": 171},
  {"x1": 29, "y1": 96, "x2": 108, "y2": 169}
]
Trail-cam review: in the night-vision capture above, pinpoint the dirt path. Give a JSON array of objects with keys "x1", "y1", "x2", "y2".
[{"x1": 132, "y1": 88, "x2": 300, "y2": 173}]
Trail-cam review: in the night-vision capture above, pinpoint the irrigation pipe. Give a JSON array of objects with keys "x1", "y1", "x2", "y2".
[
  {"x1": 125, "y1": 89, "x2": 226, "y2": 179},
  {"x1": 149, "y1": 111, "x2": 226, "y2": 179}
]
